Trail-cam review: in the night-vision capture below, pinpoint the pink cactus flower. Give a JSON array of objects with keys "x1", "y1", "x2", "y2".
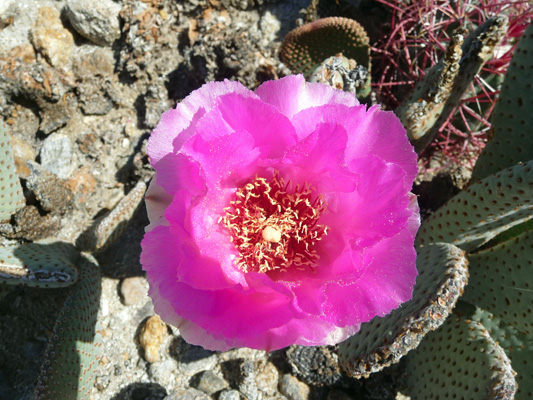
[{"x1": 140, "y1": 75, "x2": 420, "y2": 351}]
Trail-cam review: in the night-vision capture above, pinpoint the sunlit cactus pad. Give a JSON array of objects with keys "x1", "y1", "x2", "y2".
[
  {"x1": 472, "y1": 308, "x2": 533, "y2": 399},
  {"x1": 405, "y1": 311, "x2": 517, "y2": 399},
  {"x1": 0, "y1": 240, "x2": 79, "y2": 288},
  {"x1": 35, "y1": 253, "x2": 102, "y2": 400},
  {"x1": 462, "y1": 230, "x2": 533, "y2": 333},
  {"x1": 338, "y1": 243, "x2": 468, "y2": 378},
  {"x1": 416, "y1": 160, "x2": 533, "y2": 253},
  {"x1": 472, "y1": 23, "x2": 533, "y2": 181},
  {"x1": 0, "y1": 121, "x2": 25, "y2": 222},
  {"x1": 76, "y1": 181, "x2": 146, "y2": 252},
  {"x1": 280, "y1": 17, "x2": 370, "y2": 78}
]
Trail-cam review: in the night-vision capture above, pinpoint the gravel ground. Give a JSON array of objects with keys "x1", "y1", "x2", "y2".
[{"x1": 0, "y1": 1, "x2": 411, "y2": 399}]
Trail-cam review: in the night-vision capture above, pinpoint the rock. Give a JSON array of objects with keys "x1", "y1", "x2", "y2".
[
  {"x1": 30, "y1": 7, "x2": 74, "y2": 68},
  {"x1": 119, "y1": 276, "x2": 148, "y2": 306},
  {"x1": 26, "y1": 161, "x2": 73, "y2": 213},
  {"x1": 194, "y1": 370, "x2": 228, "y2": 395},
  {"x1": 164, "y1": 388, "x2": 210, "y2": 400},
  {"x1": 64, "y1": 0, "x2": 122, "y2": 46},
  {"x1": 72, "y1": 47, "x2": 114, "y2": 78},
  {"x1": 238, "y1": 361, "x2": 259, "y2": 400},
  {"x1": 3, "y1": 104, "x2": 40, "y2": 151},
  {"x1": 0, "y1": 47, "x2": 72, "y2": 104},
  {"x1": 39, "y1": 133, "x2": 76, "y2": 179},
  {"x1": 65, "y1": 166, "x2": 97, "y2": 202},
  {"x1": 278, "y1": 375, "x2": 310, "y2": 400},
  {"x1": 94, "y1": 374, "x2": 111, "y2": 391},
  {"x1": 76, "y1": 78, "x2": 114, "y2": 115},
  {"x1": 38, "y1": 92, "x2": 77, "y2": 134},
  {"x1": 139, "y1": 315, "x2": 168, "y2": 363},
  {"x1": 148, "y1": 358, "x2": 178, "y2": 387},
  {"x1": 8, "y1": 134, "x2": 35, "y2": 179},
  {"x1": 178, "y1": 344, "x2": 217, "y2": 376},
  {"x1": 12, "y1": 205, "x2": 61, "y2": 240},
  {"x1": 219, "y1": 390, "x2": 241, "y2": 400},
  {"x1": 255, "y1": 361, "x2": 279, "y2": 396}
]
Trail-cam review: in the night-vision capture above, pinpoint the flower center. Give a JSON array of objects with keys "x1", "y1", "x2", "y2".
[{"x1": 221, "y1": 172, "x2": 328, "y2": 273}]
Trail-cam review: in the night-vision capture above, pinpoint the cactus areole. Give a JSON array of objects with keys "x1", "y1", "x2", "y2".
[{"x1": 140, "y1": 75, "x2": 420, "y2": 351}]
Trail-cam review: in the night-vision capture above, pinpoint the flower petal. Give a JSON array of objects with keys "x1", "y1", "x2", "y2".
[{"x1": 255, "y1": 74, "x2": 359, "y2": 119}]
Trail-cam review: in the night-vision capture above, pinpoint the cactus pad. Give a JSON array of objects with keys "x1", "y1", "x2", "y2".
[
  {"x1": 338, "y1": 243, "x2": 468, "y2": 378},
  {"x1": 405, "y1": 311, "x2": 517, "y2": 399},
  {"x1": 0, "y1": 121, "x2": 25, "y2": 222},
  {"x1": 472, "y1": 23, "x2": 533, "y2": 181},
  {"x1": 416, "y1": 160, "x2": 533, "y2": 253},
  {"x1": 77, "y1": 181, "x2": 146, "y2": 252},
  {"x1": 34, "y1": 253, "x2": 103, "y2": 400},
  {"x1": 469, "y1": 307, "x2": 533, "y2": 399},
  {"x1": 0, "y1": 240, "x2": 79, "y2": 288},
  {"x1": 280, "y1": 17, "x2": 370, "y2": 79},
  {"x1": 462, "y1": 230, "x2": 533, "y2": 334},
  {"x1": 395, "y1": 28, "x2": 465, "y2": 147}
]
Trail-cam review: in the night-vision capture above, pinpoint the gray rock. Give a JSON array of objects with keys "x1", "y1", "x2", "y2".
[
  {"x1": 120, "y1": 276, "x2": 149, "y2": 306},
  {"x1": 39, "y1": 133, "x2": 75, "y2": 179},
  {"x1": 165, "y1": 388, "x2": 210, "y2": 400},
  {"x1": 195, "y1": 370, "x2": 229, "y2": 395},
  {"x1": 218, "y1": 390, "x2": 241, "y2": 400},
  {"x1": 178, "y1": 344, "x2": 218, "y2": 376},
  {"x1": 64, "y1": 0, "x2": 121, "y2": 46},
  {"x1": 278, "y1": 375, "x2": 309, "y2": 400},
  {"x1": 255, "y1": 361, "x2": 279, "y2": 396},
  {"x1": 238, "y1": 361, "x2": 259, "y2": 400},
  {"x1": 149, "y1": 359, "x2": 179, "y2": 388}
]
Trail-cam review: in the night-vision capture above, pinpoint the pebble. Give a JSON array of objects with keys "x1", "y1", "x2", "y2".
[
  {"x1": 164, "y1": 388, "x2": 210, "y2": 400},
  {"x1": 64, "y1": 0, "x2": 122, "y2": 46},
  {"x1": 195, "y1": 370, "x2": 229, "y2": 395},
  {"x1": 65, "y1": 166, "x2": 97, "y2": 202},
  {"x1": 26, "y1": 161, "x2": 73, "y2": 213},
  {"x1": 278, "y1": 374, "x2": 310, "y2": 400},
  {"x1": 8, "y1": 134, "x2": 35, "y2": 179},
  {"x1": 178, "y1": 344, "x2": 217, "y2": 376},
  {"x1": 255, "y1": 361, "x2": 279, "y2": 395},
  {"x1": 148, "y1": 358, "x2": 178, "y2": 387},
  {"x1": 219, "y1": 390, "x2": 241, "y2": 400},
  {"x1": 139, "y1": 315, "x2": 168, "y2": 363},
  {"x1": 94, "y1": 374, "x2": 111, "y2": 391},
  {"x1": 39, "y1": 133, "x2": 76, "y2": 179},
  {"x1": 120, "y1": 276, "x2": 149, "y2": 306},
  {"x1": 30, "y1": 7, "x2": 74, "y2": 68}
]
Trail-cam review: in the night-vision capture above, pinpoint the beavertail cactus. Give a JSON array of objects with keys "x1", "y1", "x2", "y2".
[
  {"x1": 472, "y1": 23, "x2": 533, "y2": 181},
  {"x1": 0, "y1": 123, "x2": 147, "y2": 398},
  {"x1": 0, "y1": 121, "x2": 25, "y2": 222},
  {"x1": 396, "y1": 16, "x2": 508, "y2": 152},
  {"x1": 339, "y1": 24, "x2": 533, "y2": 398}
]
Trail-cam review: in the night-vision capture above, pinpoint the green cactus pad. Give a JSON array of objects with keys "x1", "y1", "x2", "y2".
[
  {"x1": 395, "y1": 28, "x2": 465, "y2": 147},
  {"x1": 35, "y1": 252, "x2": 102, "y2": 400},
  {"x1": 77, "y1": 181, "x2": 146, "y2": 252},
  {"x1": 462, "y1": 230, "x2": 533, "y2": 334},
  {"x1": 338, "y1": 243, "x2": 468, "y2": 378},
  {"x1": 470, "y1": 307, "x2": 533, "y2": 399},
  {"x1": 0, "y1": 121, "x2": 25, "y2": 222},
  {"x1": 0, "y1": 240, "x2": 79, "y2": 288},
  {"x1": 416, "y1": 160, "x2": 533, "y2": 253},
  {"x1": 420, "y1": 16, "x2": 508, "y2": 153},
  {"x1": 472, "y1": 23, "x2": 533, "y2": 181},
  {"x1": 280, "y1": 17, "x2": 370, "y2": 79},
  {"x1": 405, "y1": 311, "x2": 517, "y2": 399}
]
